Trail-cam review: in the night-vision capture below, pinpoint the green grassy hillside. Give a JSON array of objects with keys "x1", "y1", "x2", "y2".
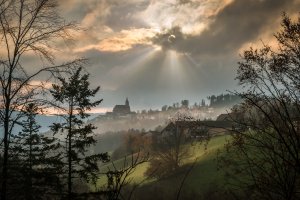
[{"x1": 95, "y1": 134, "x2": 230, "y2": 195}]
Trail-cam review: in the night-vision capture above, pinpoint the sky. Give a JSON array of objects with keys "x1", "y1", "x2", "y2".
[{"x1": 28, "y1": 0, "x2": 300, "y2": 112}]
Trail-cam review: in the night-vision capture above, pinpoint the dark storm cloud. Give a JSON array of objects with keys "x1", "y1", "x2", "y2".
[
  {"x1": 153, "y1": 0, "x2": 296, "y2": 56},
  {"x1": 152, "y1": 26, "x2": 185, "y2": 50}
]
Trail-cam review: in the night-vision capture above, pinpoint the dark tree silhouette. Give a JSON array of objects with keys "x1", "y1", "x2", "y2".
[
  {"x1": 207, "y1": 94, "x2": 240, "y2": 107},
  {"x1": 104, "y1": 152, "x2": 149, "y2": 200},
  {"x1": 146, "y1": 113, "x2": 209, "y2": 178},
  {"x1": 50, "y1": 67, "x2": 109, "y2": 199},
  {"x1": 220, "y1": 13, "x2": 300, "y2": 200},
  {"x1": 201, "y1": 99, "x2": 206, "y2": 107},
  {"x1": 181, "y1": 100, "x2": 189, "y2": 108},
  {"x1": 9, "y1": 103, "x2": 63, "y2": 200},
  {"x1": 0, "y1": 1, "x2": 84, "y2": 199}
]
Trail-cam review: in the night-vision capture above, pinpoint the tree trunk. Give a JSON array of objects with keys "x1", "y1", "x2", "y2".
[
  {"x1": 68, "y1": 129, "x2": 72, "y2": 200},
  {"x1": 1, "y1": 103, "x2": 10, "y2": 200},
  {"x1": 28, "y1": 121, "x2": 33, "y2": 200},
  {"x1": 68, "y1": 102, "x2": 73, "y2": 200}
]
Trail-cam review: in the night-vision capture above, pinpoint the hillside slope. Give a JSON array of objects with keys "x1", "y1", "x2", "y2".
[{"x1": 95, "y1": 135, "x2": 230, "y2": 199}]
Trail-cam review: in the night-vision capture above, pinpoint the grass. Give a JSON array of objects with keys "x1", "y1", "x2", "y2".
[
  {"x1": 94, "y1": 134, "x2": 230, "y2": 193},
  {"x1": 95, "y1": 154, "x2": 155, "y2": 188},
  {"x1": 145, "y1": 135, "x2": 230, "y2": 195}
]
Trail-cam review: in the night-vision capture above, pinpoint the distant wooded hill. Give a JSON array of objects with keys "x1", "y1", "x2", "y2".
[
  {"x1": 207, "y1": 94, "x2": 241, "y2": 108},
  {"x1": 4, "y1": 113, "x2": 99, "y2": 134}
]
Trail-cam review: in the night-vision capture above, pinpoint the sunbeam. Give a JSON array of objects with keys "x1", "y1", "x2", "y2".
[
  {"x1": 104, "y1": 46, "x2": 162, "y2": 90},
  {"x1": 159, "y1": 50, "x2": 189, "y2": 92},
  {"x1": 181, "y1": 53, "x2": 208, "y2": 77}
]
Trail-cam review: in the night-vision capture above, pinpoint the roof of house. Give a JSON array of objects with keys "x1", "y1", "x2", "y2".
[
  {"x1": 216, "y1": 112, "x2": 243, "y2": 121},
  {"x1": 162, "y1": 120, "x2": 233, "y2": 132}
]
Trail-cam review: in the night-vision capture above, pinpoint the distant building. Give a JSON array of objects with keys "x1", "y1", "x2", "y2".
[
  {"x1": 161, "y1": 120, "x2": 233, "y2": 138},
  {"x1": 106, "y1": 98, "x2": 132, "y2": 116},
  {"x1": 113, "y1": 98, "x2": 130, "y2": 115}
]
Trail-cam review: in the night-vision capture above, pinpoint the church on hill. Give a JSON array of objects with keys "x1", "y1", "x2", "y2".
[{"x1": 111, "y1": 98, "x2": 131, "y2": 115}]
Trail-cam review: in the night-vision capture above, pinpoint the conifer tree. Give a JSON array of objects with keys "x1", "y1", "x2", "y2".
[
  {"x1": 9, "y1": 103, "x2": 63, "y2": 200},
  {"x1": 50, "y1": 67, "x2": 109, "y2": 199},
  {"x1": 0, "y1": 1, "x2": 84, "y2": 198}
]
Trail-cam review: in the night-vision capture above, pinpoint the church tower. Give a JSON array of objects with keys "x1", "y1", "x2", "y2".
[{"x1": 125, "y1": 98, "x2": 129, "y2": 106}]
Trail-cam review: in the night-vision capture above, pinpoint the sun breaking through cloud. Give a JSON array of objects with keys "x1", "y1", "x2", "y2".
[{"x1": 36, "y1": 0, "x2": 300, "y2": 110}]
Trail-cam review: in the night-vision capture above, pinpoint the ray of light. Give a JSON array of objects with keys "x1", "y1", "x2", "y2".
[
  {"x1": 105, "y1": 46, "x2": 162, "y2": 90},
  {"x1": 157, "y1": 49, "x2": 211, "y2": 99},
  {"x1": 181, "y1": 53, "x2": 208, "y2": 77},
  {"x1": 125, "y1": 46, "x2": 161, "y2": 75},
  {"x1": 159, "y1": 50, "x2": 189, "y2": 92}
]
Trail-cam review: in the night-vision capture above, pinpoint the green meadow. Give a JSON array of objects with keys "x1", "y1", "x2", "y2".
[{"x1": 95, "y1": 135, "x2": 230, "y2": 196}]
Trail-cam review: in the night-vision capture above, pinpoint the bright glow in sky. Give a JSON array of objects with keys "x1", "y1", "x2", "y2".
[{"x1": 20, "y1": 0, "x2": 300, "y2": 112}]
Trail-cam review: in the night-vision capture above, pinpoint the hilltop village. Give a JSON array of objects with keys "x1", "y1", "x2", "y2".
[{"x1": 90, "y1": 94, "x2": 240, "y2": 134}]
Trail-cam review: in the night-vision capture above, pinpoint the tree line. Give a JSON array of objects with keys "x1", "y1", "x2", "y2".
[
  {"x1": 0, "y1": 1, "x2": 111, "y2": 199},
  {"x1": 0, "y1": 66, "x2": 111, "y2": 199},
  {"x1": 207, "y1": 94, "x2": 241, "y2": 108}
]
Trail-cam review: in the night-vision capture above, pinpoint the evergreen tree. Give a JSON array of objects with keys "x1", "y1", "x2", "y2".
[
  {"x1": 161, "y1": 105, "x2": 168, "y2": 111},
  {"x1": 9, "y1": 103, "x2": 63, "y2": 200},
  {"x1": 181, "y1": 100, "x2": 189, "y2": 108},
  {"x1": 0, "y1": 1, "x2": 84, "y2": 198},
  {"x1": 201, "y1": 99, "x2": 206, "y2": 107},
  {"x1": 193, "y1": 102, "x2": 198, "y2": 108},
  {"x1": 210, "y1": 95, "x2": 216, "y2": 106},
  {"x1": 50, "y1": 67, "x2": 109, "y2": 199}
]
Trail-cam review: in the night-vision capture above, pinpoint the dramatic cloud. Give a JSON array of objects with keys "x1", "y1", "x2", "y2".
[
  {"x1": 75, "y1": 28, "x2": 157, "y2": 52},
  {"x1": 24, "y1": 0, "x2": 300, "y2": 111},
  {"x1": 62, "y1": 0, "x2": 234, "y2": 54},
  {"x1": 137, "y1": 0, "x2": 232, "y2": 34},
  {"x1": 152, "y1": 0, "x2": 299, "y2": 56}
]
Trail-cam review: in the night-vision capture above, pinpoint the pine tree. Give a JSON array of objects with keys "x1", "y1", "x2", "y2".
[
  {"x1": 50, "y1": 67, "x2": 109, "y2": 199},
  {"x1": 201, "y1": 99, "x2": 206, "y2": 107},
  {"x1": 9, "y1": 103, "x2": 63, "y2": 200}
]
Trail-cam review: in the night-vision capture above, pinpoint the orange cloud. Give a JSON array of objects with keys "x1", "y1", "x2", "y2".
[
  {"x1": 43, "y1": 106, "x2": 112, "y2": 115},
  {"x1": 75, "y1": 28, "x2": 158, "y2": 52},
  {"x1": 29, "y1": 80, "x2": 53, "y2": 89}
]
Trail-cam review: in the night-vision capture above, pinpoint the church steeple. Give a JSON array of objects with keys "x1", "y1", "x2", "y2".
[{"x1": 125, "y1": 98, "x2": 129, "y2": 106}]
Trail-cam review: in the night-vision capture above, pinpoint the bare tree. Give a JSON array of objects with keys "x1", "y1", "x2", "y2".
[
  {"x1": 146, "y1": 112, "x2": 209, "y2": 178},
  {"x1": 220, "y1": 13, "x2": 300, "y2": 200},
  {"x1": 104, "y1": 152, "x2": 149, "y2": 200},
  {"x1": 0, "y1": 1, "x2": 84, "y2": 199}
]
